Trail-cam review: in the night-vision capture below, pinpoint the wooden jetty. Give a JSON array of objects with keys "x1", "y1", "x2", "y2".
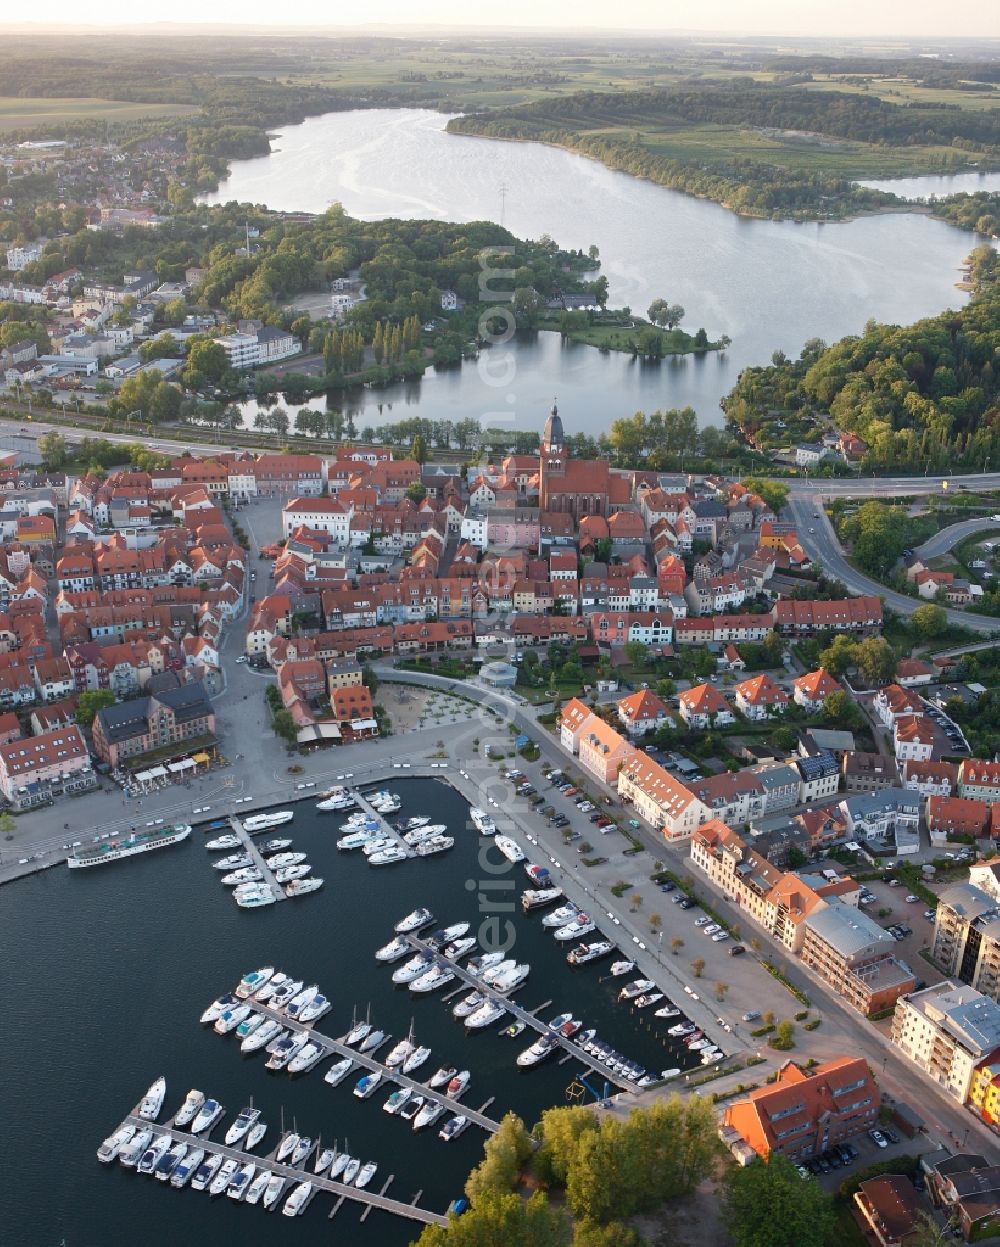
[
  {"x1": 351, "y1": 789, "x2": 415, "y2": 859},
  {"x1": 227, "y1": 816, "x2": 286, "y2": 903}
]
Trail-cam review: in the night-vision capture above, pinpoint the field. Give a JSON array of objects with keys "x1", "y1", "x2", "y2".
[{"x1": 0, "y1": 96, "x2": 198, "y2": 131}]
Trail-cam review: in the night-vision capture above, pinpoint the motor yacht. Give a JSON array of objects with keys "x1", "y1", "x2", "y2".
[
  {"x1": 170, "y1": 1147, "x2": 204, "y2": 1188},
  {"x1": 383, "y1": 1087, "x2": 412, "y2": 1116},
  {"x1": 155, "y1": 1141, "x2": 187, "y2": 1182},
  {"x1": 525, "y1": 863, "x2": 553, "y2": 885},
  {"x1": 291, "y1": 1136, "x2": 312, "y2": 1166},
  {"x1": 414, "y1": 835, "x2": 454, "y2": 857},
  {"x1": 439, "y1": 1115, "x2": 469, "y2": 1141},
  {"x1": 213, "y1": 853, "x2": 253, "y2": 871},
  {"x1": 275, "y1": 1132, "x2": 299, "y2": 1164},
  {"x1": 316, "y1": 792, "x2": 355, "y2": 812},
  {"x1": 683, "y1": 1029, "x2": 704, "y2": 1045},
  {"x1": 358, "y1": 1028, "x2": 386, "y2": 1053},
  {"x1": 281, "y1": 1180, "x2": 313, "y2": 1216},
  {"x1": 521, "y1": 886, "x2": 563, "y2": 912},
  {"x1": 200, "y1": 994, "x2": 238, "y2": 1024},
  {"x1": 634, "y1": 992, "x2": 664, "y2": 1009},
  {"x1": 137, "y1": 1134, "x2": 171, "y2": 1175},
  {"x1": 119, "y1": 1128, "x2": 153, "y2": 1168},
  {"x1": 222, "y1": 867, "x2": 265, "y2": 887},
  {"x1": 138, "y1": 1077, "x2": 166, "y2": 1120},
  {"x1": 235, "y1": 884, "x2": 277, "y2": 908},
  {"x1": 190, "y1": 1152, "x2": 223, "y2": 1191},
  {"x1": 554, "y1": 915, "x2": 596, "y2": 941},
  {"x1": 567, "y1": 940, "x2": 614, "y2": 966},
  {"x1": 402, "y1": 1045, "x2": 432, "y2": 1074},
  {"x1": 236, "y1": 1013, "x2": 265, "y2": 1042},
  {"x1": 427, "y1": 1065, "x2": 457, "y2": 1089},
  {"x1": 173, "y1": 1089, "x2": 205, "y2": 1128},
  {"x1": 469, "y1": 808, "x2": 495, "y2": 835},
  {"x1": 341, "y1": 1156, "x2": 361, "y2": 1185},
  {"x1": 285, "y1": 984, "x2": 320, "y2": 1019},
  {"x1": 609, "y1": 960, "x2": 635, "y2": 977},
  {"x1": 245, "y1": 1121, "x2": 267, "y2": 1151},
  {"x1": 97, "y1": 1124, "x2": 135, "y2": 1163},
  {"x1": 668, "y1": 1022, "x2": 695, "y2": 1037},
  {"x1": 395, "y1": 907, "x2": 434, "y2": 933},
  {"x1": 465, "y1": 1000, "x2": 507, "y2": 1030},
  {"x1": 242, "y1": 1018, "x2": 282, "y2": 1053},
  {"x1": 396, "y1": 815, "x2": 431, "y2": 832},
  {"x1": 353, "y1": 1071, "x2": 383, "y2": 1099},
  {"x1": 324, "y1": 1058, "x2": 356, "y2": 1086},
  {"x1": 654, "y1": 1004, "x2": 680, "y2": 1019},
  {"x1": 355, "y1": 1161, "x2": 378, "y2": 1189},
  {"x1": 275, "y1": 864, "x2": 311, "y2": 884},
  {"x1": 266, "y1": 1033, "x2": 309, "y2": 1070},
  {"x1": 244, "y1": 1169, "x2": 271, "y2": 1205},
  {"x1": 261, "y1": 1173, "x2": 287, "y2": 1211},
  {"x1": 542, "y1": 903, "x2": 579, "y2": 929},
  {"x1": 376, "y1": 936, "x2": 410, "y2": 962},
  {"x1": 452, "y1": 991, "x2": 484, "y2": 1019},
  {"x1": 285, "y1": 877, "x2": 323, "y2": 897},
  {"x1": 191, "y1": 1099, "x2": 224, "y2": 1135},
  {"x1": 269, "y1": 978, "x2": 304, "y2": 1010},
  {"x1": 384, "y1": 1036, "x2": 415, "y2": 1069},
  {"x1": 480, "y1": 958, "x2": 516, "y2": 987},
  {"x1": 413, "y1": 1100, "x2": 446, "y2": 1131},
  {"x1": 287, "y1": 1041, "x2": 325, "y2": 1074},
  {"x1": 490, "y1": 963, "x2": 530, "y2": 995},
  {"x1": 255, "y1": 972, "x2": 291, "y2": 1004},
  {"x1": 259, "y1": 839, "x2": 292, "y2": 853},
  {"x1": 517, "y1": 1034, "x2": 559, "y2": 1067},
  {"x1": 446, "y1": 1070, "x2": 471, "y2": 1099},
  {"x1": 426, "y1": 922, "x2": 471, "y2": 950},
  {"x1": 243, "y1": 810, "x2": 294, "y2": 833},
  {"x1": 494, "y1": 836, "x2": 525, "y2": 863},
  {"x1": 227, "y1": 1162, "x2": 256, "y2": 1201},
  {"x1": 298, "y1": 992, "x2": 331, "y2": 1023},
  {"x1": 398, "y1": 1095, "x2": 423, "y2": 1123},
  {"x1": 265, "y1": 852, "x2": 307, "y2": 869},
  {"x1": 361, "y1": 836, "x2": 397, "y2": 857},
  {"x1": 466, "y1": 951, "x2": 505, "y2": 977},
  {"x1": 619, "y1": 979, "x2": 655, "y2": 1001},
  {"x1": 368, "y1": 790, "x2": 401, "y2": 813},
  {"x1": 224, "y1": 1106, "x2": 260, "y2": 1146},
  {"x1": 410, "y1": 964, "x2": 455, "y2": 993},
  {"x1": 403, "y1": 823, "x2": 447, "y2": 845},
  {"x1": 337, "y1": 828, "x2": 380, "y2": 851},
  {"x1": 392, "y1": 953, "x2": 434, "y2": 985},
  {"x1": 214, "y1": 1005, "x2": 251, "y2": 1035},
  {"x1": 688, "y1": 1038, "x2": 710, "y2": 1051},
  {"x1": 236, "y1": 967, "x2": 274, "y2": 999},
  {"x1": 369, "y1": 845, "x2": 407, "y2": 865},
  {"x1": 205, "y1": 834, "x2": 241, "y2": 851}
]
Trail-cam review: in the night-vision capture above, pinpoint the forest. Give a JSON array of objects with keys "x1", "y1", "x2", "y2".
[{"x1": 721, "y1": 245, "x2": 1000, "y2": 473}]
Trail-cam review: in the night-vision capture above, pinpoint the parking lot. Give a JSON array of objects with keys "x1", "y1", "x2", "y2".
[
  {"x1": 809, "y1": 1124, "x2": 925, "y2": 1192},
  {"x1": 856, "y1": 873, "x2": 950, "y2": 991}
]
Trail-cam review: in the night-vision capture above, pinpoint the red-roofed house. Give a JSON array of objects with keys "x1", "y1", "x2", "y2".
[
  {"x1": 793, "y1": 667, "x2": 840, "y2": 713},
  {"x1": 734, "y1": 673, "x2": 789, "y2": 720},
  {"x1": 578, "y1": 717, "x2": 631, "y2": 783},
  {"x1": 677, "y1": 682, "x2": 733, "y2": 730},
  {"x1": 875, "y1": 684, "x2": 925, "y2": 728},
  {"x1": 616, "y1": 689, "x2": 669, "y2": 737},
  {"x1": 893, "y1": 714, "x2": 935, "y2": 764},
  {"x1": 926, "y1": 795, "x2": 989, "y2": 843},
  {"x1": 559, "y1": 697, "x2": 594, "y2": 754}
]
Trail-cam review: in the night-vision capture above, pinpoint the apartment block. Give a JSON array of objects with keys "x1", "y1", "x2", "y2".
[
  {"x1": 891, "y1": 981, "x2": 1000, "y2": 1103},
  {"x1": 931, "y1": 883, "x2": 1000, "y2": 1000},
  {"x1": 800, "y1": 902, "x2": 916, "y2": 1017}
]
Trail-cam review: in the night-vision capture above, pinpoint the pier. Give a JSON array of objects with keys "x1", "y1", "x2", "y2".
[
  {"x1": 403, "y1": 935, "x2": 644, "y2": 1094},
  {"x1": 227, "y1": 816, "x2": 286, "y2": 903},
  {"x1": 218, "y1": 996, "x2": 501, "y2": 1134},
  {"x1": 117, "y1": 1108, "x2": 447, "y2": 1227},
  {"x1": 351, "y1": 789, "x2": 415, "y2": 859}
]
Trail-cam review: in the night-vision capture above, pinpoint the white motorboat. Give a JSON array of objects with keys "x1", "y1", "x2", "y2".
[
  {"x1": 634, "y1": 993, "x2": 664, "y2": 1010},
  {"x1": 452, "y1": 991, "x2": 484, "y2": 1019},
  {"x1": 444, "y1": 936, "x2": 478, "y2": 960},
  {"x1": 353, "y1": 1072, "x2": 383, "y2": 1098},
  {"x1": 688, "y1": 1038, "x2": 710, "y2": 1051},
  {"x1": 291, "y1": 1135, "x2": 312, "y2": 1165},
  {"x1": 97, "y1": 1124, "x2": 135, "y2": 1164},
  {"x1": 501, "y1": 1021, "x2": 526, "y2": 1039},
  {"x1": 235, "y1": 884, "x2": 277, "y2": 909},
  {"x1": 384, "y1": 1037, "x2": 415, "y2": 1069},
  {"x1": 266, "y1": 1033, "x2": 309, "y2": 1070},
  {"x1": 467, "y1": 951, "x2": 505, "y2": 977},
  {"x1": 213, "y1": 853, "x2": 253, "y2": 871},
  {"x1": 403, "y1": 823, "x2": 447, "y2": 845},
  {"x1": 654, "y1": 1004, "x2": 680, "y2": 1019},
  {"x1": 275, "y1": 1132, "x2": 299, "y2": 1164},
  {"x1": 259, "y1": 838, "x2": 293, "y2": 853},
  {"x1": 494, "y1": 836, "x2": 525, "y2": 863},
  {"x1": 325, "y1": 1057, "x2": 357, "y2": 1087},
  {"x1": 288, "y1": 1041, "x2": 325, "y2": 1074},
  {"x1": 222, "y1": 867, "x2": 264, "y2": 886},
  {"x1": 170, "y1": 1146, "x2": 204, "y2": 1188},
  {"x1": 439, "y1": 1115, "x2": 469, "y2": 1141},
  {"x1": 156, "y1": 1141, "x2": 187, "y2": 1181},
  {"x1": 609, "y1": 960, "x2": 635, "y2": 977},
  {"x1": 138, "y1": 1077, "x2": 166, "y2": 1120},
  {"x1": 224, "y1": 1105, "x2": 260, "y2": 1146},
  {"x1": 465, "y1": 1000, "x2": 507, "y2": 1030},
  {"x1": 282, "y1": 1180, "x2": 313, "y2": 1217},
  {"x1": 427, "y1": 1065, "x2": 457, "y2": 1089},
  {"x1": 119, "y1": 1128, "x2": 153, "y2": 1168},
  {"x1": 395, "y1": 907, "x2": 434, "y2": 933},
  {"x1": 368, "y1": 790, "x2": 401, "y2": 813},
  {"x1": 554, "y1": 915, "x2": 596, "y2": 942},
  {"x1": 369, "y1": 845, "x2": 407, "y2": 866},
  {"x1": 516, "y1": 1033, "x2": 559, "y2": 1067},
  {"x1": 383, "y1": 1087, "x2": 412, "y2": 1116},
  {"x1": 413, "y1": 1100, "x2": 446, "y2": 1131},
  {"x1": 242, "y1": 1018, "x2": 282, "y2": 1053},
  {"x1": 375, "y1": 936, "x2": 409, "y2": 962},
  {"x1": 236, "y1": 967, "x2": 275, "y2": 999},
  {"x1": 490, "y1": 963, "x2": 530, "y2": 995},
  {"x1": 668, "y1": 1022, "x2": 695, "y2": 1037},
  {"x1": 426, "y1": 922, "x2": 471, "y2": 949},
  {"x1": 396, "y1": 815, "x2": 431, "y2": 831},
  {"x1": 298, "y1": 992, "x2": 331, "y2": 1023},
  {"x1": 522, "y1": 885, "x2": 564, "y2": 912},
  {"x1": 358, "y1": 1028, "x2": 386, "y2": 1053},
  {"x1": 270, "y1": 978, "x2": 304, "y2": 1010},
  {"x1": 341, "y1": 1156, "x2": 361, "y2": 1185},
  {"x1": 361, "y1": 836, "x2": 397, "y2": 857},
  {"x1": 329, "y1": 1150, "x2": 350, "y2": 1180},
  {"x1": 315, "y1": 1146, "x2": 336, "y2": 1174},
  {"x1": 470, "y1": 808, "x2": 495, "y2": 835},
  {"x1": 402, "y1": 1045, "x2": 432, "y2": 1075},
  {"x1": 205, "y1": 834, "x2": 240, "y2": 851},
  {"x1": 446, "y1": 1070, "x2": 471, "y2": 1099},
  {"x1": 286, "y1": 877, "x2": 323, "y2": 897},
  {"x1": 355, "y1": 1161, "x2": 378, "y2": 1189},
  {"x1": 393, "y1": 953, "x2": 434, "y2": 985},
  {"x1": 245, "y1": 1121, "x2": 267, "y2": 1151},
  {"x1": 191, "y1": 1099, "x2": 224, "y2": 1135},
  {"x1": 200, "y1": 993, "x2": 238, "y2": 1024},
  {"x1": 337, "y1": 828, "x2": 380, "y2": 851},
  {"x1": 275, "y1": 864, "x2": 311, "y2": 883},
  {"x1": 227, "y1": 1162, "x2": 256, "y2": 1201},
  {"x1": 316, "y1": 791, "x2": 355, "y2": 811},
  {"x1": 340, "y1": 811, "x2": 373, "y2": 828},
  {"x1": 285, "y1": 984, "x2": 320, "y2": 1019},
  {"x1": 236, "y1": 1013, "x2": 265, "y2": 1041},
  {"x1": 173, "y1": 1089, "x2": 205, "y2": 1128},
  {"x1": 255, "y1": 972, "x2": 291, "y2": 1004},
  {"x1": 190, "y1": 1152, "x2": 223, "y2": 1191},
  {"x1": 137, "y1": 1134, "x2": 170, "y2": 1174},
  {"x1": 262, "y1": 1173, "x2": 287, "y2": 1211},
  {"x1": 480, "y1": 959, "x2": 516, "y2": 987},
  {"x1": 243, "y1": 810, "x2": 294, "y2": 833},
  {"x1": 244, "y1": 1169, "x2": 271, "y2": 1205},
  {"x1": 398, "y1": 1095, "x2": 423, "y2": 1123},
  {"x1": 414, "y1": 835, "x2": 454, "y2": 857},
  {"x1": 410, "y1": 965, "x2": 455, "y2": 993},
  {"x1": 209, "y1": 1156, "x2": 240, "y2": 1196},
  {"x1": 567, "y1": 940, "x2": 614, "y2": 966},
  {"x1": 266, "y1": 852, "x2": 307, "y2": 868},
  {"x1": 619, "y1": 979, "x2": 655, "y2": 1001},
  {"x1": 542, "y1": 903, "x2": 579, "y2": 928},
  {"x1": 214, "y1": 1005, "x2": 251, "y2": 1035}
]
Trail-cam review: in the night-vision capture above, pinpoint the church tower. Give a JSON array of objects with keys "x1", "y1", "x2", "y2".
[{"x1": 540, "y1": 400, "x2": 566, "y2": 512}]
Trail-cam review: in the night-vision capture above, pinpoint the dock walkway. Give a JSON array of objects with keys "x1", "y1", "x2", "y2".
[
  {"x1": 404, "y1": 935, "x2": 643, "y2": 1094},
  {"x1": 118, "y1": 1109, "x2": 446, "y2": 1227},
  {"x1": 231, "y1": 999, "x2": 500, "y2": 1134},
  {"x1": 351, "y1": 789, "x2": 415, "y2": 859},
  {"x1": 228, "y1": 816, "x2": 286, "y2": 903}
]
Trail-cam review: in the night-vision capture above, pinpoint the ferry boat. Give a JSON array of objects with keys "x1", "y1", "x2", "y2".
[
  {"x1": 67, "y1": 824, "x2": 191, "y2": 869},
  {"x1": 138, "y1": 1077, "x2": 166, "y2": 1120},
  {"x1": 285, "y1": 877, "x2": 322, "y2": 898},
  {"x1": 243, "y1": 810, "x2": 294, "y2": 833},
  {"x1": 522, "y1": 886, "x2": 563, "y2": 912},
  {"x1": 494, "y1": 836, "x2": 525, "y2": 863},
  {"x1": 568, "y1": 940, "x2": 614, "y2": 966},
  {"x1": 469, "y1": 808, "x2": 495, "y2": 836}
]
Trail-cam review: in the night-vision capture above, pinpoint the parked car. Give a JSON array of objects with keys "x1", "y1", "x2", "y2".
[
  {"x1": 729, "y1": 945, "x2": 746, "y2": 957},
  {"x1": 742, "y1": 1010, "x2": 761, "y2": 1022},
  {"x1": 882, "y1": 1127, "x2": 899, "y2": 1146},
  {"x1": 712, "y1": 930, "x2": 729, "y2": 942},
  {"x1": 905, "y1": 895, "x2": 920, "y2": 904},
  {"x1": 679, "y1": 898, "x2": 697, "y2": 910},
  {"x1": 870, "y1": 1130, "x2": 888, "y2": 1149},
  {"x1": 702, "y1": 924, "x2": 721, "y2": 937}
]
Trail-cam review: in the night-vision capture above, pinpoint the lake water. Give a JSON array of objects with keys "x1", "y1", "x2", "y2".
[
  {"x1": 857, "y1": 171, "x2": 1000, "y2": 199},
  {"x1": 204, "y1": 109, "x2": 984, "y2": 437},
  {"x1": 1, "y1": 779, "x2": 697, "y2": 1247}
]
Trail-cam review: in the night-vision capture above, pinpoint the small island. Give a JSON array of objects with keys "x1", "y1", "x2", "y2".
[{"x1": 540, "y1": 301, "x2": 729, "y2": 358}]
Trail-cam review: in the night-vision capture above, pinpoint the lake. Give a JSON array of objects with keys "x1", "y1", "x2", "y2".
[
  {"x1": 0, "y1": 780, "x2": 698, "y2": 1247},
  {"x1": 204, "y1": 108, "x2": 985, "y2": 436}
]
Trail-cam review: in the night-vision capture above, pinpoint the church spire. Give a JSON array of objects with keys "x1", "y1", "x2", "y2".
[{"x1": 542, "y1": 398, "x2": 564, "y2": 452}]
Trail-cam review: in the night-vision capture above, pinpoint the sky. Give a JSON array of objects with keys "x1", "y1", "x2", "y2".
[{"x1": 9, "y1": 1, "x2": 1000, "y2": 38}]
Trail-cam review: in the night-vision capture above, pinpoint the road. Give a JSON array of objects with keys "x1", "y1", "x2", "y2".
[
  {"x1": 788, "y1": 492, "x2": 1000, "y2": 634},
  {"x1": 914, "y1": 516, "x2": 1000, "y2": 561}
]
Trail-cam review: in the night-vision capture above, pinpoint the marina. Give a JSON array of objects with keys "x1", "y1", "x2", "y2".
[
  {"x1": 226, "y1": 815, "x2": 287, "y2": 904},
  {"x1": 350, "y1": 789, "x2": 416, "y2": 861}
]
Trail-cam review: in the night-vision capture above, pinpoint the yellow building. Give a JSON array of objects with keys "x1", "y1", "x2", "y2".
[{"x1": 968, "y1": 1060, "x2": 1000, "y2": 1127}]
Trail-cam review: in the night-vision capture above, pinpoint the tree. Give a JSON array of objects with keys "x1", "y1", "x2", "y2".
[
  {"x1": 743, "y1": 478, "x2": 789, "y2": 516},
  {"x1": 771, "y1": 1020, "x2": 796, "y2": 1050},
  {"x1": 416, "y1": 1190, "x2": 569, "y2": 1247},
  {"x1": 647, "y1": 298, "x2": 671, "y2": 326},
  {"x1": 690, "y1": 957, "x2": 705, "y2": 978},
  {"x1": 272, "y1": 708, "x2": 297, "y2": 744},
  {"x1": 0, "y1": 811, "x2": 15, "y2": 835},
  {"x1": 649, "y1": 912, "x2": 662, "y2": 931},
  {"x1": 856, "y1": 636, "x2": 896, "y2": 686},
  {"x1": 623, "y1": 640, "x2": 649, "y2": 668},
  {"x1": 819, "y1": 635, "x2": 860, "y2": 679},
  {"x1": 670, "y1": 937, "x2": 684, "y2": 955},
  {"x1": 37, "y1": 431, "x2": 67, "y2": 470},
  {"x1": 464, "y1": 1112, "x2": 532, "y2": 1202},
  {"x1": 911, "y1": 603, "x2": 948, "y2": 639},
  {"x1": 824, "y1": 688, "x2": 863, "y2": 728},
  {"x1": 76, "y1": 689, "x2": 116, "y2": 728},
  {"x1": 722, "y1": 1154, "x2": 834, "y2": 1247},
  {"x1": 410, "y1": 433, "x2": 428, "y2": 465},
  {"x1": 715, "y1": 982, "x2": 729, "y2": 1001},
  {"x1": 406, "y1": 482, "x2": 428, "y2": 503},
  {"x1": 182, "y1": 338, "x2": 228, "y2": 388}
]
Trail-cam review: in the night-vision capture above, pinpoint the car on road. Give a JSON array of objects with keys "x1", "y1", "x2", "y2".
[
  {"x1": 235, "y1": 655, "x2": 248, "y2": 664},
  {"x1": 869, "y1": 1130, "x2": 888, "y2": 1149}
]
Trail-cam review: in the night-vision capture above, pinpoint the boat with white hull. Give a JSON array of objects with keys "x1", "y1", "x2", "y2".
[
  {"x1": 494, "y1": 836, "x2": 525, "y2": 863},
  {"x1": 243, "y1": 811, "x2": 293, "y2": 833},
  {"x1": 138, "y1": 1077, "x2": 166, "y2": 1120},
  {"x1": 68, "y1": 824, "x2": 190, "y2": 869}
]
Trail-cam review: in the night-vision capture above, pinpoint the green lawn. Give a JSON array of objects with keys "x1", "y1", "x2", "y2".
[
  {"x1": 0, "y1": 97, "x2": 199, "y2": 130},
  {"x1": 537, "y1": 318, "x2": 721, "y2": 355}
]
